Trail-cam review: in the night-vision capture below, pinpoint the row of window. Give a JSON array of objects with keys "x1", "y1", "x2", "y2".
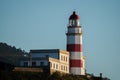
[
  {"x1": 23, "y1": 61, "x2": 68, "y2": 72},
  {"x1": 61, "y1": 55, "x2": 68, "y2": 62},
  {"x1": 32, "y1": 62, "x2": 45, "y2": 66},
  {"x1": 23, "y1": 61, "x2": 45, "y2": 66},
  {"x1": 51, "y1": 63, "x2": 58, "y2": 69},
  {"x1": 61, "y1": 65, "x2": 68, "y2": 72},
  {"x1": 50, "y1": 63, "x2": 68, "y2": 72}
]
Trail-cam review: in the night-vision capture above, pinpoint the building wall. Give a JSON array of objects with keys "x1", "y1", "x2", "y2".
[
  {"x1": 20, "y1": 49, "x2": 69, "y2": 74},
  {"x1": 49, "y1": 57, "x2": 69, "y2": 74},
  {"x1": 59, "y1": 51, "x2": 69, "y2": 73},
  {"x1": 59, "y1": 52, "x2": 69, "y2": 64}
]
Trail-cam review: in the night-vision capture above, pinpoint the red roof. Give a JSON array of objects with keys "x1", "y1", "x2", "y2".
[{"x1": 69, "y1": 11, "x2": 80, "y2": 20}]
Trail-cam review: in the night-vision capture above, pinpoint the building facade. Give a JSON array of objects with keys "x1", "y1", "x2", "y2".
[{"x1": 20, "y1": 49, "x2": 69, "y2": 74}]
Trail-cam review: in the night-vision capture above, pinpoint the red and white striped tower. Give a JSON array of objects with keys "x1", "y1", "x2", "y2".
[{"x1": 66, "y1": 11, "x2": 85, "y2": 75}]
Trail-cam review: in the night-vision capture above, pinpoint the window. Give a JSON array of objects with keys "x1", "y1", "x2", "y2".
[
  {"x1": 66, "y1": 66, "x2": 67, "y2": 71},
  {"x1": 66, "y1": 57, "x2": 67, "y2": 62},
  {"x1": 69, "y1": 20, "x2": 80, "y2": 26},
  {"x1": 64, "y1": 56, "x2": 65, "y2": 61},
  {"x1": 50, "y1": 62, "x2": 52, "y2": 68},
  {"x1": 46, "y1": 55, "x2": 49, "y2": 58},
  {"x1": 64, "y1": 66, "x2": 65, "y2": 70},
  {"x1": 32, "y1": 62, "x2": 36, "y2": 66},
  {"x1": 53, "y1": 63, "x2": 55, "y2": 68},
  {"x1": 24, "y1": 62, "x2": 28, "y2": 66},
  {"x1": 56, "y1": 64, "x2": 58, "y2": 69},
  {"x1": 40, "y1": 62, "x2": 44, "y2": 66},
  {"x1": 61, "y1": 65, "x2": 63, "y2": 70},
  {"x1": 69, "y1": 20, "x2": 72, "y2": 26},
  {"x1": 61, "y1": 55, "x2": 63, "y2": 60}
]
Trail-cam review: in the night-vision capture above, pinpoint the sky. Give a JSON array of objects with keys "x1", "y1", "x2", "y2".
[{"x1": 0, "y1": 0, "x2": 120, "y2": 79}]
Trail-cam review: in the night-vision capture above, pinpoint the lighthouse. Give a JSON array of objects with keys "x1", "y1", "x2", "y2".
[{"x1": 66, "y1": 11, "x2": 85, "y2": 75}]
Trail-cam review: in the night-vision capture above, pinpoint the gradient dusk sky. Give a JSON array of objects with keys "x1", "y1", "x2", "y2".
[{"x1": 0, "y1": 0, "x2": 120, "y2": 79}]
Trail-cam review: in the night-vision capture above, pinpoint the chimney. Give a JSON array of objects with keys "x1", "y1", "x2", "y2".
[{"x1": 100, "y1": 73, "x2": 102, "y2": 79}]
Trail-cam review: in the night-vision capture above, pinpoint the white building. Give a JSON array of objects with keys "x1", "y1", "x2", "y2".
[{"x1": 20, "y1": 49, "x2": 69, "y2": 74}]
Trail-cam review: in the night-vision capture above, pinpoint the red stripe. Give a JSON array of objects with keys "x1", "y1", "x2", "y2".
[
  {"x1": 70, "y1": 60, "x2": 83, "y2": 67},
  {"x1": 67, "y1": 44, "x2": 82, "y2": 52}
]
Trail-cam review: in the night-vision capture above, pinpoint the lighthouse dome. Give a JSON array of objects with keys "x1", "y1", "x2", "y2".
[{"x1": 69, "y1": 11, "x2": 80, "y2": 20}]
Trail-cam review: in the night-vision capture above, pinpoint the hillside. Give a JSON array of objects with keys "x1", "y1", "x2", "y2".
[
  {"x1": 0, "y1": 71, "x2": 111, "y2": 80},
  {"x1": 0, "y1": 42, "x2": 28, "y2": 66}
]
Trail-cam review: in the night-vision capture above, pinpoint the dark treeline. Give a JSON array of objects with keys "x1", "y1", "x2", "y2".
[
  {"x1": 0, "y1": 71, "x2": 110, "y2": 80},
  {"x1": 0, "y1": 42, "x2": 28, "y2": 66},
  {"x1": 0, "y1": 71, "x2": 90, "y2": 80}
]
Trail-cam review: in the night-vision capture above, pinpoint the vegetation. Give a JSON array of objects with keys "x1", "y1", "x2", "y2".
[
  {"x1": 0, "y1": 70, "x2": 111, "y2": 80},
  {"x1": 0, "y1": 71, "x2": 91, "y2": 80},
  {"x1": 0, "y1": 42, "x2": 28, "y2": 66}
]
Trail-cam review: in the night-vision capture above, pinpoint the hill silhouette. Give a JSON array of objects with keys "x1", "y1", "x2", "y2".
[{"x1": 0, "y1": 42, "x2": 28, "y2": 66}]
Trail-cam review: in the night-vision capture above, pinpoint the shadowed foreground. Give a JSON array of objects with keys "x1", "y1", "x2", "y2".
[{"x1": 0, "y1": 70, "x2": 110, "y2": 80}]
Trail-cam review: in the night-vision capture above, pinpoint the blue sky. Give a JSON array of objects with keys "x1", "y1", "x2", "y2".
[{"x1": 0, "y1": 0, "x2": 120, "y2": 79}]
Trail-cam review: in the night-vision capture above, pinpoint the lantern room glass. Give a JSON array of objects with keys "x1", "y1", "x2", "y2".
[{"x1": 69, "y1": 20, "x2": 80, "y2": 26}]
